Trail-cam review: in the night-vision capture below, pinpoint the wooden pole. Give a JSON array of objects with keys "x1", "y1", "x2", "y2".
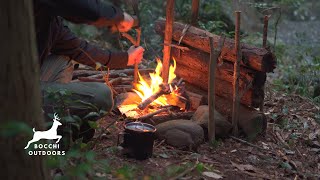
[
  {"x1": 260, "y1": 15, "x2": 269, "y2": 112},
  {"x1": 191, "y1": 0, "x2": 200, "y2": 26},
  {"x1": 232, "y1": 11, "x2": 241, "y2": 136},
  {"x1": 162, "y1": 0, "x2": 175, "y2": 84},
  {"x1": 133, "y1": 27, "x2": 141, "y2": 84},
  {"x1": 262, "y1": 15, "x2": 269, "y2": 48},
  {"x1": 208, "y1": 37, "x2": 216, "y2": 142}
]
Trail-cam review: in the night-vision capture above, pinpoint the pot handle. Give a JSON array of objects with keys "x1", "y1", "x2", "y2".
[{"x1": 117, "y1": 132, "x2": 128, "y2": 146}]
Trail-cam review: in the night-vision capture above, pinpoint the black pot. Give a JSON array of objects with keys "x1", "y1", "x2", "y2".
[{"x1": 119, "y1": 122, "x2": 156, "y2": 160}]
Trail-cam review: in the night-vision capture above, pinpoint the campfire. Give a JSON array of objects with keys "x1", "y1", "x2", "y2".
[{"x1": 118, "y1": 58, "x2": 187, "y2": 119}]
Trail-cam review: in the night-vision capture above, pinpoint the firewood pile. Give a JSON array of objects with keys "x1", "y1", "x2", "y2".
[
  {"x1": 155, "y1": 19, "x2": 276, "y2": 108},
  {"x1": 154, "y1": 19, "x2": 276, "y2": 131}
]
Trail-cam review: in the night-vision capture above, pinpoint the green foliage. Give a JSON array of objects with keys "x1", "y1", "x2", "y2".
[
  {"x1": 272, "y1": 43, "x2": 320, "y2": 104},
  {"x1": 0, "y1": 121, "x2": 32, "y2": 137},
  {"x1": 47, "y1": 139, "x2": 110, "y2": 179},
  {"x1": 116, "y1": 165, "x2": 138, "y2": 180},
  {"x1": 196, "y1": 162, "x2": 205, "y2": 173},
  {"x1": 210, "y1": 139, "x2": 222, "y2": 148}
]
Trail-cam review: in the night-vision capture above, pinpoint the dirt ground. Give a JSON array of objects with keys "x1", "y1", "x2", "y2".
[{"x1": 91, "y1": 82, "x2": 320, "y2": 180}]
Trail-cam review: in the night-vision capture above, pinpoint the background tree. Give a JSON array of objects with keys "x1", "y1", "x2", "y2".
[{"x1": 0, "y1": 1, "x2": 48, "y2": 179}]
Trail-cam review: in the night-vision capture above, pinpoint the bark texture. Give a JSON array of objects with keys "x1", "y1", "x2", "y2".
[
  {"x1": 155, "y1": 19, "x2": 277, "y2": 72},
  {"x1": 171, "y1": 46, "x2": 266, "y2": 108},
  {"x1": 0, "y1": 1, "x2": 48, "y2": 179}
]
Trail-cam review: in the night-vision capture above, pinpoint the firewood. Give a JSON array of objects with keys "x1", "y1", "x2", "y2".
[
  {"x1": 76, "y1": 77, "x2": 105, "y2": 82},
  {"x1": 171, "y1": 47, "x2": 266, "y2": 88},
  {"x1": 138, "y1": 107, "x2": 172, "y2": 121},
  {"x1": 109, "y1": 77, "x2": 122, "y2": 85},
  {"x1": 185, "y1": 91, "x2": 206, "y2": 110},
  {"x1": 176, "y1": 63, "x2": 264, "y2": 108},
  {"x1": 113, "y1": 85, "x2": 133, "y2": 93},
  {"x1": 72, "y1": 69, "x2": 154, "y2": 79},
  {"x1": 137, "y1": 84, "x2": 171, "y2": 110},
  {"x1": 143, "y1": 112, "x2": 194, "y2": 125},
  {"x1": 155, "y1": 19, "x2": 276, "y2": 72}
]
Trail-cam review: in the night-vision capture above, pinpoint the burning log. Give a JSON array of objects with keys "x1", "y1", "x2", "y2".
[
  {"x1": 137, "y1": 84, "x2": 171, "y2": 110},
  {"x1": 155, "y1": 19, "x2": 276, "y2": 72}
]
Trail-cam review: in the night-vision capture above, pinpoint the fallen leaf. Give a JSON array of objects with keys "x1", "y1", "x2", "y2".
[
  {"x1": 284, "y1": 149, "x2": 295, "y2": 155},
  {"x1": 231, "y1": 161, "x2": 271, "y2": 179},
  {"x1": 231, "y1": 161, "x2": 256, "y2": 172},
  {"x1": 158, "y1": 153, "x2": 169, "y2": 159},
  {"x1": 202, "y1": 171, "x2": 223, "y2": 179},
  {"x1": 261, "y1": 142, "x2": 270, "y2": 150}
]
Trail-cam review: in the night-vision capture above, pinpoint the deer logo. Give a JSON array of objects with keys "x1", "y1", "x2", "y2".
[{"x1": 24, "y1": 113, "x2": 62, "y2": 149}]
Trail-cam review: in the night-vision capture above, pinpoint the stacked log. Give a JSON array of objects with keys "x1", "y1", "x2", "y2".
[
  {"x1": 155, "y1": 19, "x2": 276, "y2": 108},
  {"x1": 155, "y1": 20, "x2": 276, "y2": 72}
]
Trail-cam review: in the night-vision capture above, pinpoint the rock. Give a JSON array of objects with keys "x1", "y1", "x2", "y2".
[
  {"x1": 191, "y1": 105, "x2": 232, "y2": 138},
  {"x1": 115, "y1": 92, "x2": 141, "y2": 106},
  {"x1": 155, "y1": 120, "x2": 204, "y2": 150},
  {"x1": 237, "y1": 106, "x2": 267, "y2": 140}
]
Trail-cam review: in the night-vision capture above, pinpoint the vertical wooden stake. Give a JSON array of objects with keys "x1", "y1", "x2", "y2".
[
  {"x1": 262, "y1": 15, "x2": 269, "y2": 48},
  {"x1": 191, "y1": 0, "x2": 200, "y2": 26},
  {"x1": 133, "y1": 27, "x2": 141, "y2": 85},
  {"x1": 208, "y1": 37, "x2": 216, "y2": 142},
  {"x1": 162, "y1": 0, "x2": 175, "y2": 84},
  {"x1": 260, "y1": 15, "x2": 269, "y2": 112},
  {"x1": 232, "y1": 11, "x2": 241, "y2": 137}
]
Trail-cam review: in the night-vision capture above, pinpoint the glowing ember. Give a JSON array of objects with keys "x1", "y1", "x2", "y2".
[{"x1": 133, "y1": 58, "x2": 178, "y2": 107}]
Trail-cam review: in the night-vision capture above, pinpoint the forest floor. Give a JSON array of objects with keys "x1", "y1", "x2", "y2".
[{"x1": 90, "y1": 83, "x2": 320, "y2": 179}]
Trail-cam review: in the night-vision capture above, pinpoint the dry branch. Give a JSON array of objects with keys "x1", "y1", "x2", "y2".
[{"x1": 72, "y1": 68, "x2": 154, "y2": 79}]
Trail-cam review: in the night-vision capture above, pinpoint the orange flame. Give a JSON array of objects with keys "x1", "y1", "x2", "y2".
[{"x1": 133, "y1": 58, "x2": 177, "y2": 106}]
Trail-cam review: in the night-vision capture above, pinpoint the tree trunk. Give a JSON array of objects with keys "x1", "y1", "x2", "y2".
[
  {"x1": 155, "y1": 19, "x2": 277, "y2": 72},
  {"x1": 0, "y1": 1, "x2": 48, "y2": 179}
]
